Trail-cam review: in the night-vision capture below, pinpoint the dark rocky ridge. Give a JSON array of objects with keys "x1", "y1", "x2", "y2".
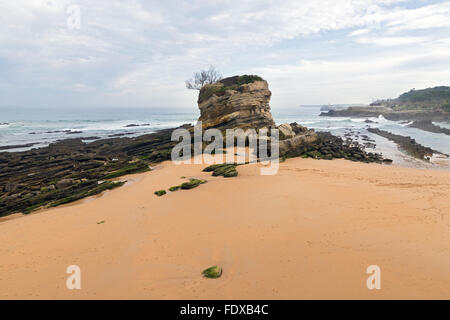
[
  {"x1": 278, "y1": 129, "x2": 384, "y2": 163},
  {"x1": 0, "y1": 143, "x2": 39, "y2": 150},
  {"x1": 0, "y1": 125, "x2": 192, "y2": 217},
  {"x1": 407, "y1": 120, "x2": 450, "y2": 136},
  {"x1": 124, "y1": 123, "x2": 150, "y2": 127},
  {"x1": 367, "y1": 128, "x2": 447, "y2": 160}
]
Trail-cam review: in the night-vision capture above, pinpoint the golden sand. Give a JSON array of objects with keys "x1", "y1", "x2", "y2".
[{"x1": 0, "y1": 158, "x2": 449, "y2": 299}]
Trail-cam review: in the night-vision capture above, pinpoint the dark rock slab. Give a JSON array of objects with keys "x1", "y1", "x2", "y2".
[
  {"x1": 321, "y1": 107, "x2": 450, "y2": 122},
  {"x1": 367, "y1": 127, "x2": 447, "y2": 160},
  {"x1": 408, "y1": 120, "x2": 450, "y2": 136},
  {"x1": 125, "y1": 123, "x2": 150, "y2": 127},
  {"x1": 0, "y1": 124, "x2": 193, "y2": 217},
  {"x1": 0, "y1": 143, "x2": 38, "y2": 150}
]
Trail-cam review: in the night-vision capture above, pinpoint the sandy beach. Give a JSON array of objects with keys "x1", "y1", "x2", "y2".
[{"x1": 0, "y1": 157, "x2": 449, "y2": 299}]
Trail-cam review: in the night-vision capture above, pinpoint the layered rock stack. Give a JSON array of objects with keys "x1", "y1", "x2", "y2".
[
  {"x1": 197, "y1": 75, "x2": 276, "y2": 130},
  {"x1": 195, "y1": 74, "x2": 383, "y2": 162}
]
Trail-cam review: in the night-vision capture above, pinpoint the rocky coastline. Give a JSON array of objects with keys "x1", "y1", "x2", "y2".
[
  {"x1": 320, "y1": 87, "x2": 450, "y2": 124},
  {"x1": 0, "y1": 126, "x2": 188, "y2": 217},
  {"x1": 0, "y1": 75, "x2": 386, "y2": 217}
]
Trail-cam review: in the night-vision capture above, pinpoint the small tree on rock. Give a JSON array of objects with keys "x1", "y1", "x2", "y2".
[{"x1": 185, "y1": 66, "x2": 222, "y2": 90}]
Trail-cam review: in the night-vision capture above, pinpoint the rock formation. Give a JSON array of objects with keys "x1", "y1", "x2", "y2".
[
  {"x1": 278, "y1": 127, "x2": 318, "y2": 156},
  {"x1": 196, "y1": 75, "x2": 384, "y2": 163},
  {"x1": 0, "y1": 125, "x2": 192, "y2": 217},
  {"x1": 407, "y1": 120, "x2": 450, "y2": 136},
  {"x1": 197, "y1": 75, "x2": 276, "y2": 130},
  {"x1": 0, "y1": 75, "x2": 386, "y2": 218}
]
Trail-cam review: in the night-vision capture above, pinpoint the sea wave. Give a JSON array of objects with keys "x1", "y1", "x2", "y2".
[{"x1": 399, "y1": 121, "x2": 414, "y2": 127}]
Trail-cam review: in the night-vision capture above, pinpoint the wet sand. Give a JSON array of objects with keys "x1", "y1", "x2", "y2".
[{"x1": 0, "y1": 158, "x2": 449, "y2": 299}]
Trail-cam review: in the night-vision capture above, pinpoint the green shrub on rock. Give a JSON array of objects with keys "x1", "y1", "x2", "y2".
[{"x1": 198, "y1": 75, "x2": 264, "y2": 103}]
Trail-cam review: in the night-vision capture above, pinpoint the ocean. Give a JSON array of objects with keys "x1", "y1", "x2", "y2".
[{"x1": 1, "y1": 106, "x2": 449, "y2": 169}]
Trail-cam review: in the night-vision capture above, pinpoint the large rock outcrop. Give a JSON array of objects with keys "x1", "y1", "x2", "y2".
[
  {"x1": 0, "y1": 125, "x2": 192, "y2": 217},
  {"x1": 196, "y1": 75, "x2": 383, "y2": 163},
  {"x1": 197, "y1": 75, "x2": 276, "y2": 130},
  {"x1": 278, "y1": 124, "x2": 318, "y2": 155}
]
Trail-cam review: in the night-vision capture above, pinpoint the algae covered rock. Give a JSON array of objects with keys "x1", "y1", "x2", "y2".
[
  {"x1": 202, "y1": 266, "x2": 223, "y2": 279},
  {"x1": 180, "y1": 178, "x2": 207, "y2": 190},
  {"x1": 203, "y1": 163, "x2": 238, "y2": 177},
  {"x1": 154, "y1": 190, "x2": 166, "y2": 196}
]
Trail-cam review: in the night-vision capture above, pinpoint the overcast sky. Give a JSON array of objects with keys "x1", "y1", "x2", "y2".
[{"x1": 1, "y1": 0, "x2": 450, "y2": 110}]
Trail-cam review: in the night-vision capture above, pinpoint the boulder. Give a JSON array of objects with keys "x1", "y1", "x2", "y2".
[
  {"x1": 278, "y1": 123, "x2": 295, "y2": 140},
  {"x1": 289, "y1": 123, "x2": 308, "y2": 135},
  {"x1": 279, "y1": 131, "x2": 319, "y2": 156}
]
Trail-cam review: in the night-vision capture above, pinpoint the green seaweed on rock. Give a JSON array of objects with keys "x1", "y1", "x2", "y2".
[
  {"x1": 203, "y1": 163, "x2": 238, "y2": 178},
  {"x1": 154, "y1": 190, "x2": 167, "y2": 196},
  {"x1": 202, "y1": 266, "x2": 223, "y2": 279},
  {"x1": 180, "y1": 178, "x2": 207, "y2": 190}
]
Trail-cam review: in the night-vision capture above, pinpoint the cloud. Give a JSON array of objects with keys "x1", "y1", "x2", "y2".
[
  {"x1": 384, "y1": 1, "x2": 450, "y2": 33},
  {"x1": 254, "y1": 39, "x2": 450, "y2": 106},
  {"x1": 0, "y1": 0, "x2": 449, "y2": 108},
  {"x1": 355, "y1": 36, "x2": 429, "y2": 46},
  {"x1": 349, "y1": 29, "x2": 371, "y2": 37}
]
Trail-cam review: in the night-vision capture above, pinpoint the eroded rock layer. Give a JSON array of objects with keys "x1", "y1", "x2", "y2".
[{"x1": 197, "y1": 75, "x2": 276, "y2": 130}]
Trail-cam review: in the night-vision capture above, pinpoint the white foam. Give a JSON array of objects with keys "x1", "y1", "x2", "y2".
[{"x1": 400, "y1": 121, "x2": 414, "y2": 127}]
